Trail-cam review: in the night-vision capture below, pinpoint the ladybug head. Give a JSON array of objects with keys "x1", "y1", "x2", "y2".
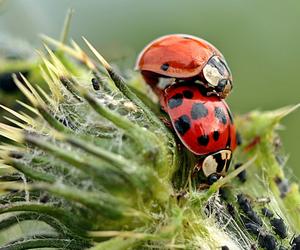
[
  {"x1": 202, "y1": 56, "x2": 232, "y2": 99},
  {"x1": 201, "y1": 149, "x2": 232, "y2": 184}
]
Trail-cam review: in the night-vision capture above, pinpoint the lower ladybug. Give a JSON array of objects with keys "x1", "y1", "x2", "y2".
[{"x1": 160, "y1": 83, "x2": 237, "y2": 184}]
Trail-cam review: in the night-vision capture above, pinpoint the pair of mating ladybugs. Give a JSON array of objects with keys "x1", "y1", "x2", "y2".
[{"x1": 136, "y1": 34, "x2": 238, "y2": 185}]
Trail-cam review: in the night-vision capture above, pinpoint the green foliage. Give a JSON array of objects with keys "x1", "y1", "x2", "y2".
[{"x1": 0, "y1": 37, "x2": 299, "y2": 250}]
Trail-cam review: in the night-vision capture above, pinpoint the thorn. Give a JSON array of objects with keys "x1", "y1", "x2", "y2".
[
  {"x1": 82, "y1": 36, "x2": 111, "y2": 70},
  {"x1": 206, "y1": 156, "x2": 257, "y2": 197},
  {"x1": 0, "y1": 104, "x2": 34, "y2": 125},
  {"x1": 16, "y1": 100, "x2": 39, "y2": 115},
  {"x1": 12, "y1": 74, "x2": 39, "y2": 107},
  {"x1": 40, "y1": 34, "x2": 79, "y2": 59},
  {"x1": 3, "y1": 116, "x2": 27, "y2": 129},
  {"x1": 60, "y1": 8, "x2": 74, "y2": 44}
]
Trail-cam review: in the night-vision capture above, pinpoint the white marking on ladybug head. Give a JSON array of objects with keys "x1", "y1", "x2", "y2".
[
  {"x1": 203, "y1": 63, "x2": 222, "y2": 87},
  {"x1": 219, "y1": 149, "x2": 232, "y2": 174},
  {"x1": 202, "y1": 150, "x2": 232, "y2": 177},
  {"x1": 202, "y1": 155, "x2": 218, "y2": 177},
  {"x1": 202, "y1": 55, "x2": 232, "y2": 90},
  {"x1": 220, "y1": 150, "x2": 232, "y2": 160}
]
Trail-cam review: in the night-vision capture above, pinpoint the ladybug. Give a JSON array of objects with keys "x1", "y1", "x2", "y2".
[
  {"x1": 136, "y1": 34, "x2": 233, "y2": 99},
  {"x1": 161, "y1": 83, "x2": 237, "y2": 184}
]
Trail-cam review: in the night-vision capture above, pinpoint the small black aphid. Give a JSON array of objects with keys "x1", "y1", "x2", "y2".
[
  {"x1": 245, "y1": 222, "x2": 261, "y2": 236},
  {"x1": 235, "y1": 163, "x2": 247, "y2": 182},
  {"x1": 221, "y1": 246, "x2": 229, "y2": 250},
  {"x1": 237, "y1": 194, "x2": 252, "y2": 212},
  {"x1": 246, "y1": 210, "x2": 263, "y2": 226},
  {"x1": 274, "y1": 176, "x2": 289, "y2": 198},
  {"x1": 40, "y1": 194, "x2": 50, "y2": 203},
  {"x1": 91, "y1": 78, "x2": 100, "y2": 90},
  {"x1": 227, "y1": 203, "x2": 235, "y2": 217},
  {"x1": 238, "y1": 194, "x2": 262, "y2": 226},
  {"x1": 258, "y1": 234, "x2": 277, "y2": 250},
  {"x1": 290, "y1": 234, "x2": 300, "y2": 250},
  {"x1": 9, "y1": 151, "x2": 24, "y2": 159},
  {"x1": 219, "y1": 187, "x2": 229, "y2": 201},
  {"x1": 270, "y1": 217, "x2": 287, "y2": 239},
  {"x1": 261, "y1": 207, "x2": 274, "y2": 218}
]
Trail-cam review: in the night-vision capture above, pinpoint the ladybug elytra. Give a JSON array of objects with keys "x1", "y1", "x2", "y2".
[
  {"x1": 136, "y1": 34, "x2": 233, "y2": 99},
  {"x1": 161, "y1": 83, "x2": 237, "y2": 183}
]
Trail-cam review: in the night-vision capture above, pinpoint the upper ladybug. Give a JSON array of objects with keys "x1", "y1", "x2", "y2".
[{"x1": 136, "y1": 34, "x2": 233, "y2": 99}]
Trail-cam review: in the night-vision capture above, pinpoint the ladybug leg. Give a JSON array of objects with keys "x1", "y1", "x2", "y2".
[
  {"x1": 234, "y1": 163, "x2": 247, "y2": 183},
  {"x1": 206, "y1": 90, "x2": 215, "y2": 96},
  {"x1": 236, "y1": 131, "x2": 242, "y2": 146},
  {"x1": 244, "y1": 136, "x2": 261, "y2": 152},
  {"x1": 159, "y1": 116, "x2": 173, "y2": 129},
  {"x1": 206, "y1": 90, "x2": 220, "y2": 98},
  {"x1": 197, "y1": 183, "x2": 210, "y2": 191}
]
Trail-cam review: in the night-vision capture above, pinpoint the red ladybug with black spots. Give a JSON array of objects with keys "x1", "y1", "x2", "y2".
[
  {"x1": 160, "y1": 83, "x2": 237, "y2": 184},
  {"x1": 136, "y1": 34, "x2": 233, "y2": 99}
]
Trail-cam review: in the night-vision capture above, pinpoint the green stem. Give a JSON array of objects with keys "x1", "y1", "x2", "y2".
[
  {"x1": 24, "y1": 133, "x2": 142, "y2": 189},
  {"x1": 10, "y1": 158, "x2": 56, "y2": 183},
  {"x1": 33, "y1": 182, "x2": 126, "y2": 220},
  {"x1": 0, "y1": 212, "x2": 77, "y2": 238},
  {"x1": 0, "y1": 237, "x2": 89, "y2": 250},
  {"x1": 0, "y1": 202, "x2": 91, "y2": 235}
]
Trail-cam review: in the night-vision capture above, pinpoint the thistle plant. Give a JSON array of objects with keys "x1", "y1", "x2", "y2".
[{"x1": 0, "y1": 34, "x2": 299, "y2": 250}]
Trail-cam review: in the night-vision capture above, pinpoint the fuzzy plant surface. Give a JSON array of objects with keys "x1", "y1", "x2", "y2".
[{"x1": 0, "y1": 35, "x2": 299, "y2": 250}]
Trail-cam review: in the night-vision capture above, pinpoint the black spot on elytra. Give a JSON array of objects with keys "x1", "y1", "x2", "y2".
[
  {"x1": 197, "y1": 84, "x2": 209, "y2": 96},
  {"x1": 191, "y1": 103, "x2": 208, "y2": 120},
  {"x1": 161, "y1": 63, "x2": 169, "y2": 71},
  {"x1": 174, "y1": 115, "x2": 191, "y2": 135},
  {"x1": 215, "y1": 107, "x2": 227, "y2": 124},
  {"x1": 197, "y1": 135, "x2": 209, "y2": 146},
  {"x1": 213, "y1": 131, "x2": 220, "y2": 141},
  {"x1": 183, "y1": 90, "x2": 193, "y2": 99},
  {"x1": 168, "y1": 93, "x2": 183, "y2": 109}
]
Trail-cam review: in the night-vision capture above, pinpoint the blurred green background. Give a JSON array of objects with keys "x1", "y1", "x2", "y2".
[{"x1": 0, "y1": 0, "x2": 299, "y2": 177}]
